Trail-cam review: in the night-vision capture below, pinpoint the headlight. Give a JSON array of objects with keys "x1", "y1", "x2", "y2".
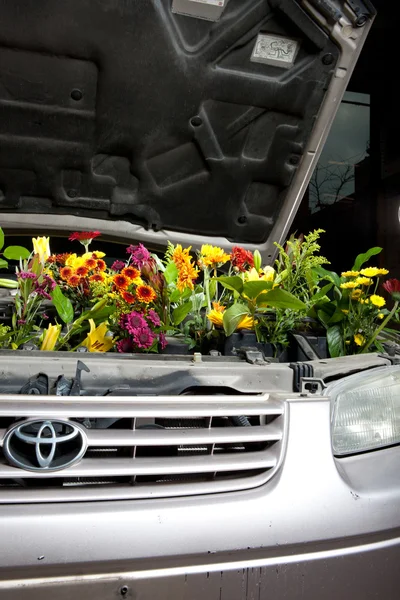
[{"x1": 328, "y1": 366, "x2": 400, "y2": 456}]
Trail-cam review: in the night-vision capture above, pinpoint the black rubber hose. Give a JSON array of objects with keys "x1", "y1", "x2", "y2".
[{"x1": 230, "y1": 415, "x2": 251, "y2": 427}]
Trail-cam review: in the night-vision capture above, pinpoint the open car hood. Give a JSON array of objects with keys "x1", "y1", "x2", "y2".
[{"x1": 0, "y1": 0, "x2": 375, "y2": 260}]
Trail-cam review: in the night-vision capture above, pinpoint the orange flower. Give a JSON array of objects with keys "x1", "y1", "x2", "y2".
[
  {"x1": 76, "y1": 265, "x2": 89, "y2": 277},
  {"x1": 136, "y1": 284, "x2": 157, "y2": 303},
  {"x1": 96, "y1": 259, "x2": 107, "y2": 271},
  {"x1": 60, "y1": 266, "x2": 73, "y2": 280},
  {"x1": 177, "y1": 262, "x2": 199, "y2": 292},
  {"x1": 90, "y1": 273, "x2": 105, "y2": 282},
  {"x1": 84, "y1": 258, "x2": 97, "y2": 270},
  {"x1": 121, "y1": 266, "x2": 141, "y2": 280},
  {"x1": 68, "y1": 275, "x2": 81, "y2": 287},
  {"x1": 121, "y1": 291, "x2": 136, "y2": 304},
  {"x1": 113, "y1": 274, "x2": 130, "y2": 290}
]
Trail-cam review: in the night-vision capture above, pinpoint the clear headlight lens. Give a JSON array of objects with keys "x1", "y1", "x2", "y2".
[{"x1": 329, "y1": 366, "x2": 400, "y2": 456}]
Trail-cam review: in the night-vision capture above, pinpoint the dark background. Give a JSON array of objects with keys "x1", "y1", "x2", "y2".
[{"x1": 291, "y1": 0, "x2": 399, "y2": 275}]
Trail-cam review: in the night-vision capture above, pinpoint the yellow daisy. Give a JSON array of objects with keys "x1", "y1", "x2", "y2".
[
  {"x1": 369, "y1": 295, "x2": 386, "y2": 308},
  {"x1": 199, "y1": 245, "x2": 230, "y2": 268},
  {"x1": 354, "y1": 334, "x2": 365, "y2": 347},
  {"x1": 341, "y1": 270, "x2": 360, "y2": 277},
  {"x1": 340, "y1": 281, "x2": 359, "y2": 289},
  {"x1": 355, "y1": 277, "x2": 372, "y2": 286},
  {"x1": 360, "y1": 267, "x2": 382, "y2": 278}
]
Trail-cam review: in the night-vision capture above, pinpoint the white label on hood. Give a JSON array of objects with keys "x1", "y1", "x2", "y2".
[
  {"x1": 188, "y1": 0, "x2": 225, "y2": 6},
  {"x1": 251, "y1": 34, "x2": 299, "y2": 69}
]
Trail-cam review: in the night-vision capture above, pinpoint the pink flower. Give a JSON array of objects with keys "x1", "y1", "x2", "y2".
[
  {"x1": 120, "y1": 311, "x2": 147, "y2": 334},
  {"x1": 117, "y1": 339, "x2": 134, "y2": 353},
  {"x1": 18, "y1": 271, "x2": 36, "y2": 280},
  {"x1": 111, "y1": 260, "x2": 125, "y2": 272},
  {"x1": 159, "y1": 333, "x2": 167, "y2": 350},
  {"x1": 147, "y1": 309, "x2": 161, "y2": 327},
  {"x1": 126, "y1": 243, "x2": 151, "y2": 268},
  {"x1": 132, "y1": 326, "x2": 155, "y2": 349}
]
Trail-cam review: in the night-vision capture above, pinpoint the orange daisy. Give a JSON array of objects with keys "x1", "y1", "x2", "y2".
[
  {"x1": 68, "y1": 275, "x2": 81, "y2": 287},
  {"x1": 60, "y1": 266, "x2": 73, "y2": 281},
  {"x1": 96, "y1": 259, "x2": 107, "y2": 271},
  {"x1": 121, "y1": 266, "x2": 140, "y2": 280},
  {"x1": 90, "y1": 273, "x2": 105, "y2": 282},
  {"x1": 113, "y1": 274, "x2": 130, "y2": 290},
  {"x1": 136, "y1": 284, "x2": 156, "y2": 303},
  {"x1": 121, "y1": 291, "x2": 136, "y2": 304},
  {"x1": 76, "y1": 265, "x2": 89, "y2": 277},
  {"x1": 84, "y1": 258, "x2": 97, "y2": 271}
]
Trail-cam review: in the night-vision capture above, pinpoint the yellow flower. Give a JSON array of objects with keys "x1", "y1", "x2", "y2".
[
  {"x1": 237, "y1": 315, "x2": 256, "y2": 330},
  {"x1": 351, "y1": 289, "x2": 362, "y2": 300},
  {"x1": 369, "y1": 294, "x2": 386, "y2": 308},
  {"x1": 263, "y1": 266, "x2": 276, "y2": 282},
  {"x1": 359, "y1": 298, "x2": 369, "y2": 304},
  {"x1": 83, "y1": 251, "x2": 106, "y2": 259},
  {"x1": 355, "y1": 277, "x2": 372, "y2": 286},
  {"x1": 340, "y1": 281, "x2": 359, "y2": 289},
  {"x1": 82, "y1": 319, "x2": 114, "y2": 352},
  {"x1": 360, "y1": 267, "x2": 388, "y2": 278},
  {"x1": 212, "y1": 302, "x2": 225, "y2": 313},
  {"x1": 341, "y1": 270, "x2": 360, "y2": 277},
  {"x1": 378, "y1": 313, "x2": 384, "y2": 320},
  {"x1": 207, "y1": 309, "x2": 224, "y2": 327},
  {"x1": 40, "y1": 324, "x2": 61, "y2": 351},
  {"x1": 341, "y1": 309, "x2": 349, "y2": 314},
  {"x1": 354, "y1": 334, "x2": 365, "y2": 347},
  {"x1": 32, "y1": 237, "x2": 50, "y2": 263},
  {"x1": 199, "y1": 245, "x2": 230, "y2": 267},
  {"x1": 66, "y1": 253, "x2": 78, "y2": 267}
]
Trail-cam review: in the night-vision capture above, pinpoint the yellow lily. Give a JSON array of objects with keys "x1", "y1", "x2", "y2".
[
  {"x1": 82, "y1": 251, "x2": 106, "y2": 259},
  {"x1": 32, "y1": 236, "x2": 50, "y2": 263},
  {"x1": 82, "y1": 319, "x2": 114, "y2": 352},
  {"x1": 237, "y1": 315, "x2": 256, "y2": 330},
  {"x1": 40, "y1": 324, "x2": 61, "y2": 351},
  {"x1": 244, "y1": 267, "x2": 276, "y2": 283}
]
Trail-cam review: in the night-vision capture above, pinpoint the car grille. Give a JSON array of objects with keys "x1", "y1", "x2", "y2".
[{"x1": 0, "y1": 394, "x2": 286, "y2": 503}]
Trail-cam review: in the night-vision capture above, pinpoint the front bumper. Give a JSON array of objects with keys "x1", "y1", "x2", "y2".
[{"x1": 0, "y1": 395, "x2": 399, "y2": 599}]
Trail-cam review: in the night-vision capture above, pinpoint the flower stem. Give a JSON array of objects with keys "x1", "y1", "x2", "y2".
[{"x1": 361, "y1": 300, "x2": 399, "y2": 353}]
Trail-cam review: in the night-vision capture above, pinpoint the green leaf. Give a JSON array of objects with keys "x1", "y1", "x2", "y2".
[
  {"x1": 327, "y1": 325, "x2": 344, "y2": 358},
  {"x1": 312, "y1": 283, "x2": 333, "y2": 303},
  {"x1": 172, "y1": 301, "x2": 193, "y2": 326},
  {"x1": 353, "y1": 247, "x2": 382, "y2": 271},
  {"x1": 0, "y1": 227, "x2": 4, "y2": 251},
  {"x1": 209, "y1": 277, "x2": 217, "y2": 300},
  {"x1": 222, "y1": 303, "x2": 249, "y2": 337},
  {"x1": 313, "y1": 266, "x2": 341, "y2": 289},
  {"x1": 217, "y1": 276, "x2": 243, "y2": 295},
  {"x1": 51, "y1": 285, "x2": 74, "y2": 324},
  {"x1": 0, "y1": 259, "x2": 8, "y2": 270},
  {"x1": 3, "y1": 245, "x2": 30, "y2": 260},
  {"x1": 259, "y1": 288, "x2": 307, "y2": 311},
  {"x1": 243, "y1": 280, "x2": 273, "y2": 300},
  {"x1": 164, "y1": 261, "x2": 178, "y2": 285}
]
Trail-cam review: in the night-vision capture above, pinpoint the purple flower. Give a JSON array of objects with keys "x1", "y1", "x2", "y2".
[
  {"x1": 120, "y1": 311, "x2": 147, "y2": 334},
  {"x1": 147, "y1": 309, "x2": 161, "y2": 327},
  {"x1": 41, "y1": 313, "x2": 49, "y2": 320},
  {"x1": 43, "y1": 275, "x2": 56, "y2": 291},
  {"x1": 17, "y1": 319, "x2": 26, "y2": 326},
  {"x1": 132, "y1": 326, "x2": 155, "y2": 349},
  {"x1": 126, "y1": 243, "x2": 151, "y2": 268},
  {"x1": 35, "y1": 287, "x2": 52, "y2": 300},
  {"x1": 159, "y1": 332, "x2": 167, "y2": 350},
  {"x1": 111, "y1": 260, "x2": 125, "y2": 272},
  {"x1": 117, "y1": 338, "x2": 134, "y2": 353},
  {"x1": 18, "y1": 271, "x2": 36, "y2": 280}
]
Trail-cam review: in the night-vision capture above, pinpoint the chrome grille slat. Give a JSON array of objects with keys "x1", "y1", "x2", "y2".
[
  {"x1": 0, "y1": 393, "x2": 287, "y2": 502},
  {"x1": 0, "y1": 449, "x2": 279, "y2": 478}
]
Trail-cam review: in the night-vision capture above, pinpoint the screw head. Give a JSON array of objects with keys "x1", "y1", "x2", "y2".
[
  {"x1": 356, "y1": 15, "x2": 367, "y2": 26},
  {"x1": 190, "y1": 116, "x2": 202, "y2": 127},
  {"x1": 238, "y1": 215, "x2": 247, "y2": 224},
  {"x1": 71, "y1": 88, "x2": 83, "y2": 101},
  {"x1": 67, "y1": 189, "x2": 78, "y2": 198},
  {"x1": 290, "y1": 156, "x2": 300, "y2": 165},
  {"x1": 120, "y1": 586, "x2": 129, "y2": 596},
  {"x1": 322, "y1": 53, "x2": 334, "y2": 66}
]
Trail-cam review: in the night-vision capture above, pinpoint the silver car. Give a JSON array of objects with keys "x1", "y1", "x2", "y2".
[{"x1": 1, "y1": 1, "x2": 398, "y2": 599}]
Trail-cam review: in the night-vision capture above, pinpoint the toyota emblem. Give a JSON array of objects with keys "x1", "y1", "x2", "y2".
[{"x1": 3, "y1": 419, "x2": 87, "y2": 472}]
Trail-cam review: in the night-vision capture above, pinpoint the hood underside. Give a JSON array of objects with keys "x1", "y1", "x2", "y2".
[{"x1": 0, "y1": 0, "x2": 375, "y2": 258}]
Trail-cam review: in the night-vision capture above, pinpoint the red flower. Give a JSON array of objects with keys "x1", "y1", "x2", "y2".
[
  {"x1": 383, "y1": 279, "x2": 400, "y2": 301},
  {"x1": 230, "y1": 246, "x2": 254, "y2": 272},
  {"x1": 121, "y1": 291, "x2": 136, "y2": 304},
  {"x1": 121, "y1": 266, "x2": 140, "y2": 280},
  {"x1": 90, "y1": 273, "x2": 105, "y2": 282},
  {"x1": 76, "y1": 266, "x2": 89, "y2": 276},
  {"x1": 68, "y1": 275, "x2": 81, "y2": 287},
  {"x1": 60, "y1": 266, "x2": 73, "y2": 281},
  {"x1": 69, "y1": 231, "x2": 101, "y2": 242},
  {"x1": 96, "y1": 259, "x2": 107, "y2": 272}
]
